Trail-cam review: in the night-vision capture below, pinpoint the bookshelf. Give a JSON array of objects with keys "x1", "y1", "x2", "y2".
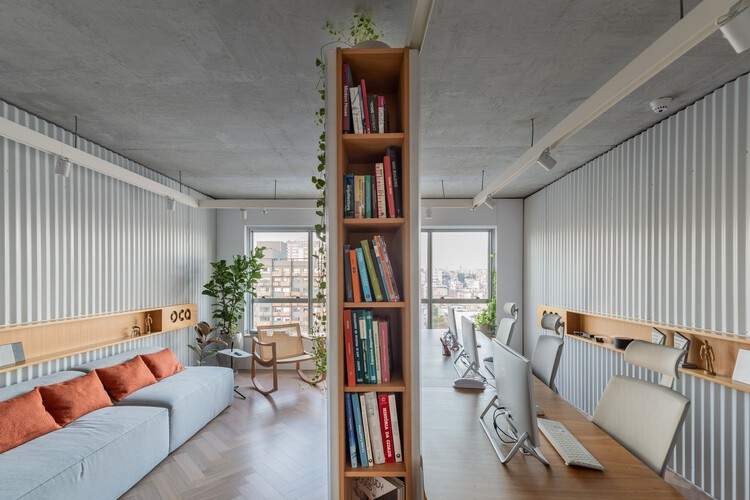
[{"x1": 329, "y1": 47, "x2": 419, "y2": 499}]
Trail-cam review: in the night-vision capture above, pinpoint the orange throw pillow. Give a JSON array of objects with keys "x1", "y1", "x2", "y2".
[
  {"x1": 38, "y1": 371, "x2": 112, "y2": 426},
  {"x1": 140, "y1": 348, "x2": 183, "y2": 380},
  {"x1": 0, "y1": 388, "x2": 60, "y2": 453},
  {"x1": 95, "y1": 356, "x2": 157, "y2": 401}
]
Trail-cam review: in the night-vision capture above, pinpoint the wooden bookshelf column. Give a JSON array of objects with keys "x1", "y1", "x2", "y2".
[{"x1": 330, "y1": 47, "x2": 419, "y2": 499}]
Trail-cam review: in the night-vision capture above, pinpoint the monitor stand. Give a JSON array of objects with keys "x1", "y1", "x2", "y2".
[{"x1": 479, "y1": 395, "x2": 550, "y2": 465}]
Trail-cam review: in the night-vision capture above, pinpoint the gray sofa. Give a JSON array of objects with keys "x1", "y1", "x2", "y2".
[{"x1": 0, "y1": 347, "x2": 234, "y2": 500}]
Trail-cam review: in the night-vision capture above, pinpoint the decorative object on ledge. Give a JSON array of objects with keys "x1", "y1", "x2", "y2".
[
  {"x1": 673, "y1": 332, "x2": 697, "y2": 368},
  {"x1": 732, "y1": 349, "x2": 750, "y2": 386},
  {"x1": 699, "y1": 340, "x2": 716, "y2": 376},
  {"x1": 651, "y1": 328, "x2": 666, "y2": 345},
  {"x1": 0, "y1": 342, "x2": 24, "y2": 369},
  {"x1": 130, "y1": 324, "x2": 142, "y2": 338},
  {"x1": 144, "y1": 314, "x2": 154, "y2": 335}
]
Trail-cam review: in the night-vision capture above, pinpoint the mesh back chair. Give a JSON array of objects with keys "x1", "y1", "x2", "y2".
[
  {"x1": 251, "y1": 322, "x2": 323, "y2": 395},
  {"x1": 592, "y1": 341, "x2": 689, "y2": 476},
  {"x1": 531, "y1": 312, "x2": 565, "y2": 392},
  {"x1": 483, "y1": 302, "x2": 518, "y2": 377}
]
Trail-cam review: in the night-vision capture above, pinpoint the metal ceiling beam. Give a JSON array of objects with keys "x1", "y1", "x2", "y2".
[
  {"x1": 0, "y1": 116, "x2": 199, "y2": 207},
  {"x1": 473, "y1": 0, "x2": 736, "y2": 207}
]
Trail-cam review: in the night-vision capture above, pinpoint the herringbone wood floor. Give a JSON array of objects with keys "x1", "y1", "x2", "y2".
[{"x1": 121, "y1": 371, "x2": 326, "y2": 500}]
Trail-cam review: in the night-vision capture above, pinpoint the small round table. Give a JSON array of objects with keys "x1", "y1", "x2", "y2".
[{"x1": 218, "y1": 348, "x2": 251, "y2": 399}]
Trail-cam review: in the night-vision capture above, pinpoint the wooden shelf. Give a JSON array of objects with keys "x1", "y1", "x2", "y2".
[
  {"x1": 342, "y1": 133, "x2": 404, "y2": 159},
  {"x1": 343, "y1": 301, "x2": 406, "y2": 309},
  {"x1": 344, "y1": 462, "x2": 406, "y2": 478},
  {"x1": 345, "y1": 376, "x2": 406, "y2": 393},
  {"x1": 343, "y1": 217, "x2": 405, "y2": 230}
]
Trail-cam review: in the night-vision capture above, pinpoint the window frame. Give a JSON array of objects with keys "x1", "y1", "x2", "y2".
[
  {"x1": 420, "y1": 228, "x2": 495, "y2": 329},
  {"x1": 246, "y1": 227, "x2": 319, "y2": 334}
]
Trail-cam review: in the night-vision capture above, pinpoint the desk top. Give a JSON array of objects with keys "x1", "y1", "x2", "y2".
[{"x1": 420, "y1": 329, "x2": 681, "y2": 500}]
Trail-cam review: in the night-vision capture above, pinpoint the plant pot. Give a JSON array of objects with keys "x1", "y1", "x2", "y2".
[
  {"x1": 354, "y1": 40, "x2": 390, "y2": 49},
  {"x1": 477, "y1": 324, "x2": 495, "y2": 336}
]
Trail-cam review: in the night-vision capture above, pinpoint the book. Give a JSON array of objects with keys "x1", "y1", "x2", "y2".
[
  {"x1": 360, "y1": 240, "x2": 383, "y2": 302},
  {"x1": 344, "y1": 309, "x2": 356, "y2": 387},
  {"x1": 359, "y1": 393, "x2": 374, "y2": 466},
  {"x1": 360, "y1": 79, "x2": 371, "y2": 133},
  {"x1": 364, "y1": 175, "x2": 372, "y2": 218},
  {"x1": 350, "y1": 477, "x2": 403, "y2": 500},
  {"x1": 387, "y1": 148, "x2": 402, "y2": 217},
  {"x1": 364, "y1": 311, "x2": 376, "y2": 383},
  {"x1": 350, "y1": 87, "x2": 364, "y2": 134},
  {"x1": 351, "y1": 393, "x2": 369, "y2": 467},
  {"x1": 344, "y1": 174, "x2": 355, "y2": 218},
  {"x1": 388, "y1": 394, "x2": 403, "y2": 463},
  {"x1": 349, "y1": 249, "x2": 362, "y2": 302},
  {"x1": 378, "y1": 320, "x2": 391, "y2": 383},
  {"x1": 345, "y1": 392, "x2": 359, "y2": 467},
  {"x1": 378, "y1": 393, "x2": 395, "y2": 463},
  {"x1": 364, "y1": 392, "x2": 386, "y2": 465},
  {"x1": 343, "y1": 63, "x2": 352, "y2": 133},
  {"x1": 372, "y1": 319, "x2": 382, "y2": 383},
  {"x1": 371, "y1": 238, "x2": 391, "y2": 301},
  {"x1": 383, "y1": 154, "x2": 396, "y2": 218},
  {"x1": 374, "y1": 235, "x2": 400, "y2": 301},
  {"x1": 375, "y1": 163, "x2": 386, "y2": 218},
  {"x1": 352, "y1": 311, "x2": 364, "y2": 383},
  {"x1": 371, "y1": 173, "x2": 378, "y2": 218},
  {"x1": 377, "y1": 95, "x2": 385, "y2": 133},
  {"x1": 344, "y1": 244, "x2": 354, "y2": 301},
  {"x1": 355, "y1": 248, "x2": 373, "y2": 302},
  {"x1": 368, "y1": 95, "x2": 378, "y2": 133}
]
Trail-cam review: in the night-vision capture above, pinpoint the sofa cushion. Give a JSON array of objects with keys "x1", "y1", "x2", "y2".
[
  {"x1": 70, "y1": 346, "x2": 164, "y2": 373},
  {"x1": 38, "y1": 371, "x2": 113, "y2": 426},
  {"x1": 0, "y1": 371, "x2": 84, "y2": 402},
  {"x1": 0, "y1": 405, "x2": 169, "y2": 500},
  {"x1": 96, "y1": 356, "x2": 157, "y2": 401},
  {"x1": 117, "y1": 366, "x2": 234, "y2": 451},
  {"x1": 0, "y1": 388, "x2": 60, "y2": 454},
  {"x1": 141, "y1": 348, "x2": 183, "y2": 380}
]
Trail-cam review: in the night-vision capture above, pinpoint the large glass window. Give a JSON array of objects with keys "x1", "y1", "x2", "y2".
[
  {"x1": 249, "y1": 230, "x2": 321, "y2": 334},
  {"x1": 420, "y1": 229, "x2": 493, "y2": 329}
]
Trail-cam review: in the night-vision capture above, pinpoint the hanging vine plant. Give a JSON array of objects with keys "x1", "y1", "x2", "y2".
[{"x1": 309, "y1": 12, "x2": 383, "y2": 382}]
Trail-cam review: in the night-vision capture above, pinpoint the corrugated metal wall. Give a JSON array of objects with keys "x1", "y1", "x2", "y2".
[
  {"x1": 524, "y1": 74, "x2": 750, "y2": 500},
  {"x1": 0, "y1": 99, "x2": 217, "y2": 386}
]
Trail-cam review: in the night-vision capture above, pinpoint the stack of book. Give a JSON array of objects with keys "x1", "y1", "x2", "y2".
[
  {"x1": 345, "y1": 392, "x2": 403, "y2": 469},
  {"x1": 343, "y1": 63, "x2": 390, "y2": 134},
  {"x1": 344, "y1": 310, "x2": 395, "y2": 386},
  {"x1": 350, "y1": 477, "x2": 405, "y2": 500},
  {"x1": 344, "y1": 236, "x2": 400, "y2": 303},
  {"x1": 344, "y1": 147, "x2": 402, "y2": 219}
]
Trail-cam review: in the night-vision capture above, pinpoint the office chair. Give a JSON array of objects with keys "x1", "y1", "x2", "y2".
[
  {"x1": 452, "y1": 316, "x2": 487, "y2": 390},
  {"x1": 483, "y1": 302, "x2": 518, "y2": 376},
  {"x1": 592, "y1": 341, "x2": 689, "y2": 476},
  {"x1": 530, "y1": 312, "x2": 565, "y2": 393}
]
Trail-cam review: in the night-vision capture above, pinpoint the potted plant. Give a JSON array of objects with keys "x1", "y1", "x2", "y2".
[
  {"x1": 188, "y1": 323, "x2": 227, "y2": 366},
  {"x1": 474, "y1": 257, "x2": 497, "y2": 336},
  {"x1": 201, "y1": 249, "x2": 265, "y2": 348}
]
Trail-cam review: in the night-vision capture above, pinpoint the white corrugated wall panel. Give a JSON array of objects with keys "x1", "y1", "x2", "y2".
[
  {"x1": 0, "y1": 99, "x2": 216, "y2": 387},
  {"x1": 524, "y1": 74, "x2": 750, "y2": 499}
]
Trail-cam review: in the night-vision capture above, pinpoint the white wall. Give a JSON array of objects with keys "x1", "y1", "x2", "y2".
[
  {"x1": 423, "y1": 199, "x2": 524, "y2": 352},
  {"x1": 524, "y1": 74, "x2": 750, "y2": 500},
  {"x1": 0, "y1": 100, "x2": 217, "y2": 387}
]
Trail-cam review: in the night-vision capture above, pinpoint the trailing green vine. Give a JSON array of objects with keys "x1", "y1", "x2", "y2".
[{"x1": 309, "y1": 11, "x2": 383, "y2": 382}]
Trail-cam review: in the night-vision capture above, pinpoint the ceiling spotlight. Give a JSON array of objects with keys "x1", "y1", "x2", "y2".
[
  {"x1": 166, "y1": 198, "x2": 176, "y2": 211},
  {"x1": 649, "y1": 97, "x2": 672, "y2": 114},
  {"x1": 241, "y1": 209, "x2": 248, "y2": 220},
  {"x1": 536, "y1": 148, "x2": 557, "y2": 171},
  {"x1": 719, "y1": 0, "x2": 750, "y2": 54},
  {"x1": 55, "y1": 157, "x2": 71, "y2": 177},
  {"x1": 261, "y1": 208, "x2": 269, "y2": 216}
]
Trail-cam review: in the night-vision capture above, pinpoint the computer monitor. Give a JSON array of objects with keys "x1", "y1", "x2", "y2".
[
  {"x1": 461, "y1": 316, "x2": 480, "y2": 368},
  {"x1": 447, "y1": 307, "x2": 459, "y2": 344}
]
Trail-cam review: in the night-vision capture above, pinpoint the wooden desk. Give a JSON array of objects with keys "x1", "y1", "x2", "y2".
[{"x1": 420, "y1": 329, "x2": 682, "y2": 500}]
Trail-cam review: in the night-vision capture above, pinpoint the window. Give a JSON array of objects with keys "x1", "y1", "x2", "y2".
[
  {"x1": 420, "y1": 229, "x2": 493, "y2": 329},
  {"x1": 248, "y1": 230, "x2": 322, "y2": 334}
]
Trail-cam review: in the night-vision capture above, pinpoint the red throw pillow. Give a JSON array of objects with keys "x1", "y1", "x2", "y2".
[
  {"x1": 0, "y1": 388, "x2": 61, "y2": 453},
  {"x1": 38, "y1": 371, "x2": 112, "y2": 426},
  {"x1": 140, "y1": 348, "x2": 183, "y2": 380},
  {"x1": 95, "y1": 356, "x2": 157, "y2": 401}
]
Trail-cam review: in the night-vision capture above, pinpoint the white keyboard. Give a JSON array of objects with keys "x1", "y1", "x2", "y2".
[{"x1": 537, "y1": 418, "x2": 604, "y2": 470}]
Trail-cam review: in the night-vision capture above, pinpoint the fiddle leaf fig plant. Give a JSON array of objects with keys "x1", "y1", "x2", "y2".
[{"x1": 202, "y1": 248, "x2": 265, "y2": 344}]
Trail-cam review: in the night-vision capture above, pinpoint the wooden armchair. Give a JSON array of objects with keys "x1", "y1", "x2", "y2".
[{"x1": 250, "y1": 322, "x2": 324, "y2": 395}]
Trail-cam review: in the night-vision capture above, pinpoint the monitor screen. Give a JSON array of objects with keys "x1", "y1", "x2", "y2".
[{"x1": 461, "y1": 316, "x2": 480, "y2": 367}]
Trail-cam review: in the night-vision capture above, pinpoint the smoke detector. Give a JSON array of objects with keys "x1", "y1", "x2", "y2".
[{"x1": 649, "y1": 97, "x2": 672, "y2": 114}]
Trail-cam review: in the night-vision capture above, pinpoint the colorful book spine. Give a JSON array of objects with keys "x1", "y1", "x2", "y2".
[
  {"x1": 355, "y1": 175, "x2": 365, "y2": 218},
  {"x1": 359, "y1": 393, "x2": 374, "y2": 466},
  {"x1": 378, "y1": 393, "x2": 395, "y2": 463},
  {"x1": 360, "y1": 79, "x2": 371, "y2": 134},
  {"x1": 345, "y1": 393, "x2": 358, "y2": 467},
  {"x1": 344, "y1": 244, "x2": 353, "y2": 302},
  {"x1": 344, "y1": 174, "x2": 354, "y2": 218},
  {"x1": 379, "y1": 320, "x2": 390, "y2": 383},
  {"x1": 368, "y1": 95, "x2": 377, "y2": 134},
  {"x1": 371, "y1": 173, "x2": 378, "y2": 218},
  {"x1": 364, "y1": 175, "x2": 372, "y2": 218},
  {"x1": 355, "y1": 248, "x2": 373, "y2": 302},
  {"x1": 371, "y1": 238, "x2": 391, "y2": 301},
  {"x1": 383, "y1": 154, "x2": 396, "y2": 218},
  {"x1": 387, "y1": 147, "x2": 402, "y2": 217},
  {"x1": 364, "y1": 392, "x2": 385, "y2": 465},
  {"x1": 358, "y1": 312, "x2": 369, "y2": 384},
  {"x1": 372, "y1": 319, "x2": 382, "y2": 383},
  {"x1": 352, "y1": 311, "x2": 364, "y2": 383},
  {"x1": 375, "y1": 235, "x2": 400, "y2": 301},
  {"x1": 349, "y1": 250, "x2": 362, "y2": 303},
  {"x1": 388, "y1": 394, "x2": 403, "y2": 463},
  {"x1": 360, "y1": 240, "x2": 383, "y2": 302},
  {"x1": 344, "y1": 309, "x2": 356, "y2": 387},
  {"x1": 343, "y1": 63, "x2": 351, "y2": 133},
  {"x1": 364, "y1": 310, "x2": 376, "y2": 383},
  {"x1": 350, "y1": 393, "x2": 369, "y2": 466},
  {"x1": 349, "y1": 87, "x2": 364, "y2": 134},
  {"x1": 377, "y1": 95, "x2": 385, "y2": 133},
  {"x1": 375, "y1": 163, "x2": 386, "y2": 218}
]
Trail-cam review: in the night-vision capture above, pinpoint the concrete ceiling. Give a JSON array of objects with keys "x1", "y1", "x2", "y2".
[
  {"x1": 421, "y1": 0, "x2": 750, "y2": 198},
  {"x1": 0, "y1": 0, "x2": 748, "y2": 200}
]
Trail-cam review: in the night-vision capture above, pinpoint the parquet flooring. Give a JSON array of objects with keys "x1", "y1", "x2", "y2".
[{"x1": 121, "y1": 371, "x2": 326, "y2": 500}]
